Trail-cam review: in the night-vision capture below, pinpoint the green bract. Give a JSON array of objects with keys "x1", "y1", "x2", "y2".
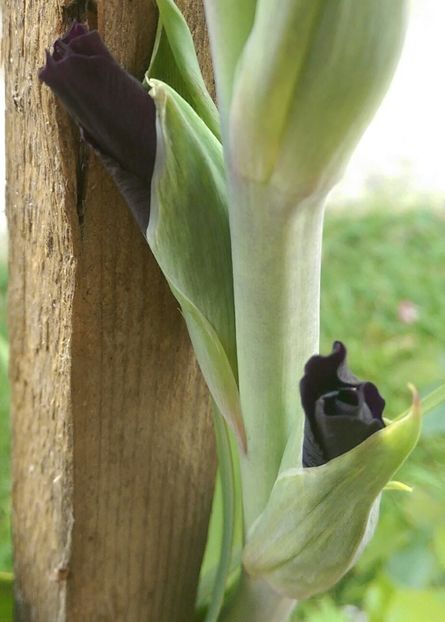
[
  {"x1": 229, "y1": 0, "x2": 409, "y2": 199},
  {"x1": 203, "y1": 0, "x2": 256, "y2": 124},
  {"x1": 148, "y1": 0, "x2": 220, "y2": 138},
  {"x1": 243, "y1": 395, "x2": 421, "y2": 600},
  {"x1": 148, "y1": 79, "x2": 245, "y2": 449}
]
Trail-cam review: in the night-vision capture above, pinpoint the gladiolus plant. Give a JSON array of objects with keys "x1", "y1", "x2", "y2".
[{"x1": 39, "y1": 2, "x2": 445, "y2": 621}]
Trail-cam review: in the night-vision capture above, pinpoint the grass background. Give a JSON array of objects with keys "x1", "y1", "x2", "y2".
[
  {"x1": 294, "y1": 204, "x2": 445, "y2": 621},
  {"x1": 0, "y1": 202, "x2": 444, "y2": 620}
]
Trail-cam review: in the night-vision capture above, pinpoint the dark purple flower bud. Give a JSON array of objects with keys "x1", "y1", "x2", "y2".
[
  {"x1": 301, "y1": 341, "x2": 385, "y2": 467},
  {"x1": 38, "y1": 22, "x2": 156, "y2": 233}
]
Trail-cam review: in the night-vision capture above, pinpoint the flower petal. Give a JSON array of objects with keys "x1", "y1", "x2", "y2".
[
  {"x1": 39, "y1": 23, "x2": 156, "y2": 233},
  {"x1": 301, "y1": 342, "x2": 385, "y2": 466}
]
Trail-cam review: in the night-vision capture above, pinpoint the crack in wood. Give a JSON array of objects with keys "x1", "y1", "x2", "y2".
[{"x1": 75, "y1": 141, "x2": 89, "y2": 228}]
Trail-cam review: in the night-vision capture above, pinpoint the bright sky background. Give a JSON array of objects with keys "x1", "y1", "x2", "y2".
[
  {"x1": 1, "y1": 0, "x2": 445, "y2": 237},
  {"x1": 329, "y1": 0, "x2": 445, "y2": 205}
]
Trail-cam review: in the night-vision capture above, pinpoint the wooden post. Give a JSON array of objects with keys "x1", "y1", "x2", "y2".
[{"x1": 4, "y1": 1, "x2": 216, "y2": 620}]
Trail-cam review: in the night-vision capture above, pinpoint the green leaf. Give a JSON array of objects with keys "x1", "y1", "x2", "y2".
[
  {"x1": 201, "y1": 411, "x2": 238, "y2": 622},
  {"x1": 148, "y1": 79, "x2": 246, "y2": 449},
  {"x1": 147, "y1": 0, "x2": 220, "y2": 139},
  {"x1": 197, "y1": 425, "x2": 243, "y2": 621},
  {"x1": 243, "y1": 397, "x2": 421, "y2": 600},
  {"x1": 203, "y1": 0, "x2": 256, "y2": 122}
]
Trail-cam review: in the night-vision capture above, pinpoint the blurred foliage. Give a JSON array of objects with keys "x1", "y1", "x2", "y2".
[
  {"x1": 0, "y1": 573, "x2": 13, "y2": 622},
  {"x1": 0, "y1": 206, "x2": 444, "y2": 622},
  {"x1": 295, "y1": 205, "x2": 445, "y2": 621}
]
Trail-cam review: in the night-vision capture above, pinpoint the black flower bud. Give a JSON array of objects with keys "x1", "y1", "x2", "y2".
[
  {"x1": 38, "y1": 22, "x2": 156, "y2": 233},
  {"x1": 301, "y1": 341, "x2": 385, "y2": 467}
]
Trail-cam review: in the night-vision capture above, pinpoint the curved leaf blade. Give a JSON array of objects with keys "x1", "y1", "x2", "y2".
[
  {"x1": 148, "y1": 0, "x2": 220, "y2": 138},
  {"x1": 148, "y1": 79, "x2": 245, "y2": 449}
]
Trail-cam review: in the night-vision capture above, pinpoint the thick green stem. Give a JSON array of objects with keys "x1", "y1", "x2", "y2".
[
  {"x1": 229, "y1": 178, "x2": 324, "y2": 530},
  {"x1": 226, "y1": 179, "x2": 324, "y2": 621},
  {"x1": 221, "y1": 574, "x2": 296, "y2": 622}
]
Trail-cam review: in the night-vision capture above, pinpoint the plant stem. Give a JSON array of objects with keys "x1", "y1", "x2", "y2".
[
  {"x1": 221, "y1": 574, "x2": 296, "y2": 622},
  {"x1": 229, "y1": 177, "x2": 324, "y2": 530}
]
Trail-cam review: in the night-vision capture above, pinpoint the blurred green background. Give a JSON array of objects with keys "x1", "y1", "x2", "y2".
[
  {"x1": 294, "y1": 201, "x2": 445, "y2": 621},
  {"x1": 0, "y1": 200, "x2": 444, "y2": 621}
]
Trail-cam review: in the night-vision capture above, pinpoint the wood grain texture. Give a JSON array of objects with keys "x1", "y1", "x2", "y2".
[{"x1": 4, "y1": 1, "x2": 216, "y2": 620}]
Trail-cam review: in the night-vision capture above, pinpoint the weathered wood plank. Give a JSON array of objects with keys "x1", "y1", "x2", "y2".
[{"x1": 4, "y1": 1, "x2": 216, "y2": 620}]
